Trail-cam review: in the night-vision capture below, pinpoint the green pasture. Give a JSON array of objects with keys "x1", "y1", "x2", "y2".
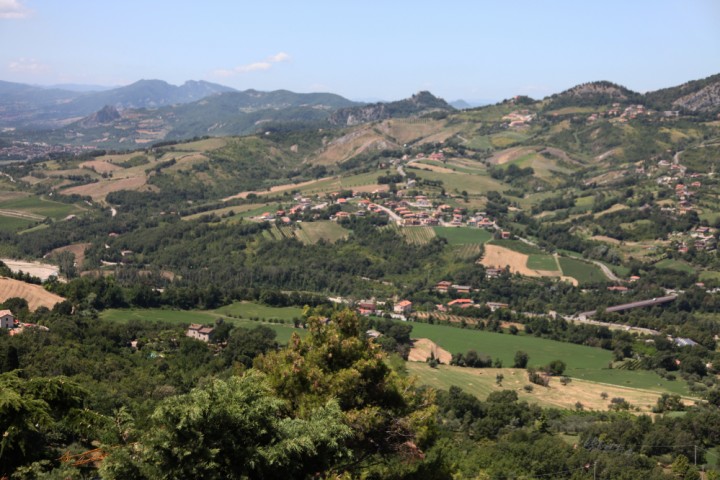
[
  {"x1": 100, "y1": 304, "x2": 305, "y2": 344},
  {"x1": 409, "y1": 169, "x2": 508, "y2": 194},
  {"x1": 654, "y1": 258, "x2": 696, "y2": 273},
  {"x1": 409, "y1": 321, "x2": 611, "y2": 370},
  {"x1": 295, "y1": 221, "x2": 349, "y2": 244},
  {"x1": 433, "y1": 227, "x2": 492, "y2": 245},
  {"x1": 0, "y1": 195, "x2": 82, "y2": 219},
  {"x1": 558, "y1": 257, "x2": 607, "y2": 284},
  {"x1": 0, "y1": 216, "x2": 36, "y2": 232},
  {"x1": 527, "y1": 254, "x2": 558, "y2": 271},
  {"x1": 408, "y1": 321, "x2": 690, "y2": 394},
  {"x1": 400, "y1": 227, "x2": 437, "y2": 245}
]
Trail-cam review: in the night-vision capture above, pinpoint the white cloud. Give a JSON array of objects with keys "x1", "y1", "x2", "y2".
[
  {"x1": 213, "y1": 52, "x2": 290, "y2": 78},
  {"x1": 267, "y1": 52, "x2": 290, "y2": 63},
  {"x1": 0, "y1": 0, "x2": 31, "y2": 19},
  {"x1": 8, "y1": 58, "x2": 49, "y2": 74}
]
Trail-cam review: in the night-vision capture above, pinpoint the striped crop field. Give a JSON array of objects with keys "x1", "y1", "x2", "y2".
[{"x1": 399, "y1": 226, "x2": 436, "y2": 245}]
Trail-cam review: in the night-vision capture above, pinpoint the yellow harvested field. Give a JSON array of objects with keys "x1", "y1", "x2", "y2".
[
  {"x1": 62, "y1": 176, "x2": 149, "y2": 202},
  {"x1": 591, "y1": 235, "x2": 622, "y2": 245},
  {"x1": 376, "y1": 119, "x2": 450, "y2": 144},
  {"x1": 408, "y1": 364, "x2": 697, "y2": 414},
  {"x1": 223, "y1": 177, "x2": 335, "y2": 201},
  {"x1": 80, "y1": 160, "x2": 123, "y2": 174},
  {"x1": 0, "y1": 277, "x2": 65, "y2": 310},
  {"x1": 407, "y1": 338, "x2": 452, "y2": 364},
  {"x1": 407, "y1": 161, "x2": 456, "y2": 173},
  {"x1": 313, "y1": 128, "x2": 399, "y2": 165},
  {"x1": 349, "y1": 183, "x2": 389, "y2": 194},
  {"x1": 489, "y1": 146, "x2": 536, "y2": 165},
  {"x1": 480, "y1": 244, "x2": 560, "y2": 278}
]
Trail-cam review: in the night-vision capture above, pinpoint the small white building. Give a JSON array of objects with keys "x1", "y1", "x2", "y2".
[{"x1": 0, "y1": 310, "x2": 15, "y2": 329}]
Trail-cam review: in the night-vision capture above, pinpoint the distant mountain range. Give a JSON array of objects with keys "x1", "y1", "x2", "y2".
[
  {"x1": 2, "y1": 74, "x2": 719, "y2": 148},
  {"x1": 0, "y1": 79, "x2": 236, "y2": 128}
]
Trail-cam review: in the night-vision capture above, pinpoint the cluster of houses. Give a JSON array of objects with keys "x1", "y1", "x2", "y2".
[
  {"x1": 384, "y1": 199, "x2": 497, "y2": 229},
  {"x1": 583, "y1": 103, "x2": 682, "y2": 125},
  {"x1": 354, "y1": 299, "x2": 413, "y2": 319},
  {"x1": 674, "y1": 226, "x2": 718, "y2": 254}
]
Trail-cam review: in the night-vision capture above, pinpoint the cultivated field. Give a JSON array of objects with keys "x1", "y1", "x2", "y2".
[
  {"x1": 526, "y1": 254, "x2": 559, "y2": 271},
  {"x1": 0, "y1": 277, "x2": 65, "y2": 310},
  {"x1": 295, "y1": 221, "x2": 349, "y2": 244},
  {"x1": 408, "y1": 168, "x2": 509, "y2": 194},
  {"x1": 407, "y1": 321, "x2": 690, "y2": 395},
  {"x1": 433, "y1": 227, "x2": 492, "y2": 245},
  {"x1": 0, "y1": 194, "x2": 84, "y2": 221},
  {"x1": 399, "y1": 226, "x2": 436, "y2": 245},
  {"x1": 406, "y1": 363, "x2": 696, "y2": 413},
  {"x1": 558, "y1": 257, "x2": 608, "y2": 284},
  {"x1": 62, "y1": 176, "x2": 150, "y2": 202},
  {"x1": 480, "y1": 244, "x2": 562, "y2": 278},
  {"x1": 407, "y1": 338, "x2": 452, "y2": 363}
]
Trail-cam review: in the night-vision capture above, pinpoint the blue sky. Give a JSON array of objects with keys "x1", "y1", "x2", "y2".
[{"x1": 1, "y1": 0, "x2": 718, "y2": 102}]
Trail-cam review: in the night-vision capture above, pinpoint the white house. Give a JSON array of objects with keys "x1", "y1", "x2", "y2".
[
  {"x1": 0, "y1": 310, "x2": 15, "y2": 329},
  {"x1": 186, "y1": 323, "x2": 214, "y2": 342}
]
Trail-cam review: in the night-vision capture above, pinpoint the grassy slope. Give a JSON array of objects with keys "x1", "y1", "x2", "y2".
[
  {"x1": 408, "y1": 321, "x2": 689, "y2": 394},
  {"x1": 100, "y1": 303, "x2": 305, "y2": 344},
  {"x1": 407, "y1": 363, "x2": 694, "y2": 412},
  {"x1": 432, "y1": 227, "x2": 492, "y2": 245},
  {"x1": 558, "y1": 257, "x2": 608, "y2": 284}
]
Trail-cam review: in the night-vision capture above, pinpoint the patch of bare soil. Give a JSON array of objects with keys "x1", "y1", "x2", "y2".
[
  {"x1": 1, "y1": 258, "x2": 59, "y2": 281},
  {"x1": 408, "y1": 338, "x2": 452, "y2": 364}
]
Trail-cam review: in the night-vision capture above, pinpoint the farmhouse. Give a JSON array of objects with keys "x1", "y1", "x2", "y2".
[
  {"x1": 0, "y1": 310, "x2": 15, "y2": 329},
  {"x1": 394, "y1": 300, "x2": 413, "y2": 314},
  {"x1": 486, "y1": 302, "x2": 509, "y2": 312},
  {"x1": 447, "y1": 298, "x2": 474, "y2": 309},
  {"x1": 186, "y1": 324, "x2": 214, "y2": 342}
]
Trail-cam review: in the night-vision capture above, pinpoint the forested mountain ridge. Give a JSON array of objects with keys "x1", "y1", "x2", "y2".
[
  {"x1": 328, "y1": 90, "x2": 454, "y2": 126},
  {"x1": 0, "y1": 79, "x2": 236, "y2": 128}
]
